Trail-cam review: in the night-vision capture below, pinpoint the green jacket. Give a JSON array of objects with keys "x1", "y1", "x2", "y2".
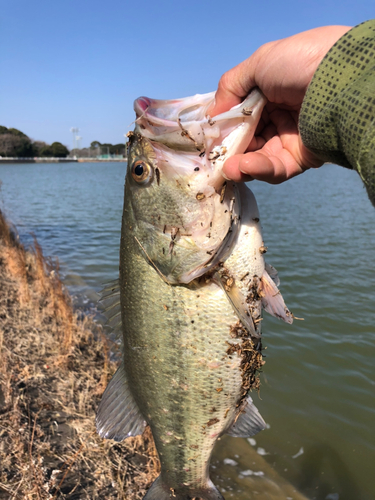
[{"x1": 299, "y1": 20, "x2": 375, "y2": 206}]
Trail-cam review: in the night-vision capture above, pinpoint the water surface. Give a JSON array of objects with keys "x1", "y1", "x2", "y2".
[{"x1": 0, "y1": 162, "x2": 374, "y2": 500}]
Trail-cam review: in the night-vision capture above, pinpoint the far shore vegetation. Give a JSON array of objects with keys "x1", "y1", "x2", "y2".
[
  {"x1": 73, "y1": 141, "x2": 126, "y2": 159},
  {"x1": 0, "y1": 126, "x2": 126, "y2": 159}
]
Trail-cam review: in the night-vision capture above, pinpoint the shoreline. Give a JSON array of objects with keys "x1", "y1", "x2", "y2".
[
  {"x1": 0, "y1": 211, "x2": 158, "y2": 499},
  {"x1": 0, "y1": 158, "x2": 127, "y2": 164}
]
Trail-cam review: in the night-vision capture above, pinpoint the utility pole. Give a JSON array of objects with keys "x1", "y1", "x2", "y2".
[{"x1": 70, "y1": 127, "x2": 79, "y2": 151}]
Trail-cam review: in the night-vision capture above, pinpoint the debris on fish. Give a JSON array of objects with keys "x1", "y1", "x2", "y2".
[{"x1": 96, "y1": 88, "x2": 293, "y2": 500}]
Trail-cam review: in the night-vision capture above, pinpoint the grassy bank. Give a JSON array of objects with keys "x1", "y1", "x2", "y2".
[{"x1": 0, "y1": 211, "x2": 158, "y2": 499}]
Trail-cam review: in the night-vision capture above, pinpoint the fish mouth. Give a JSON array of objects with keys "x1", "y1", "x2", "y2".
[
  {"x1": 134, "y1": 96, "x2": 150, "y2": 114},
  {"x1": 134, "y1": 93, "x2": 216, "y2": 152},
  {"x1": 134, "y1": 93, "x2": 215, "y2": 125},
  {"x1": 134, "y1": 96, "x2": 179, "y2": 127},
  {"x1": 134, "y1": 89, "x2": 266, "y2": 166}
]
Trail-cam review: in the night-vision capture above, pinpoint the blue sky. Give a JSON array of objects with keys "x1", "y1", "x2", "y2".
[{"x1": 1, "y1": 0, "x2": 374, "y2": 149}]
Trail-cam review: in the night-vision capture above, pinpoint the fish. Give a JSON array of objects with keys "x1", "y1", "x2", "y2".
[{"x1": 96, "y1": 88, "x2": 293, "y2": 500}]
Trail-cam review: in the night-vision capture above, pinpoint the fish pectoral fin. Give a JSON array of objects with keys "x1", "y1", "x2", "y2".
[
  {"x1": 145, "y1": 476, "x2": 224, "y2": 500},
  {"x1": 100, "y1": 278, "x2": 122, "y2": 340},
  {"x1": 260, "y1": 269, "x2": 293, "y2": 324},
  {"x1": 213, "y1": 272, "x2": 259, "y2": 338},
  {"x1": 226, "y1": 395, "x2": 266, "y2": 438},
  {"x1": 96, "y1": 362, "x2": 146, "y2": 441},
  {"x1": 265, "y1": 262, "x2": 280, "y2": 287}
]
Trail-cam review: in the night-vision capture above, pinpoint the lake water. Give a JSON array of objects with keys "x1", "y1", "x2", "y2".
[{"x1": 0, "y1": 162, "x2": 374, "y2": 500}]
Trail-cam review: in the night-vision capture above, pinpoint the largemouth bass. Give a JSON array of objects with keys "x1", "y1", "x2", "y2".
[{"x1": 96, "y1": 89, "x2": 293, "y2": 500}]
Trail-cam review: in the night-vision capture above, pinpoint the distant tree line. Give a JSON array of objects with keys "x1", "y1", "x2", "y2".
[
  {"x1": 90, "y1": 141, "x2": 126, "y2": 156},
  {"x1": 68, "y1": 141, "x2": 126, "y2": 158},
  {"x1": 0, "y1": 126, "x2": 127, "y2": 159},
  {"x1": 0, "y1": 126, "x2": 69, "y2": 158}
]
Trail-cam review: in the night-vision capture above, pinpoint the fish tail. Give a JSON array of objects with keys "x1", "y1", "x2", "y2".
[
  {"x1": 196, "y1": 479, "x2": 225, "y2": 500},
  {"x1": 144, "y1": 476, "x2": 224, "y2": 500}
]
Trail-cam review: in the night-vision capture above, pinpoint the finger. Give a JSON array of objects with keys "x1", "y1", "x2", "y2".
[
  {"x1": 253, "y1": 107, "x2": 271, "y2": 136},
  {"x1": 246, "y1": 121, "x2": 277, "y2": 152},
  {"x1": 222, "y1": 157, "x2": 254, "y2": 182},
  {"x1": 259, "y1": 121, "x2": 278, "y2": 143},
  {"x1": 209, "y1": 60, "x2": 257, "y2": 116},
  {"x1": 264, "y1": 109, "x2": 322, "y2": 170},
  {"x1": 246, "y1": 135, "x2": 266, "y2": 152},
  {"x1": 223, "y1": 148, "x2": 307, "y2": 185}
]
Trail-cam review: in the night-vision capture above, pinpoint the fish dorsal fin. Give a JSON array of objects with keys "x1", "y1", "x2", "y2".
[
  {"x1": 226, "y1": 395, "x2": 266, "y2": 438},
  {"x1": 96, "y1": 362, "x2": 146, "y2": 441},
  {"x1": 100, "y1": 279, "x2": 122, "y2": 340},
  {"x1": 213, "y1": 272, "x2": 259, "y2": 338},
  {"x1": 260, "y1": 269, "x2": 293, "y2": 324}
]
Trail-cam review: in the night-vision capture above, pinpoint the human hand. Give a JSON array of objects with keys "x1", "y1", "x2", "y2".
[{"x1": 210, "y1": 26, "x2": 351, "y2": 183}]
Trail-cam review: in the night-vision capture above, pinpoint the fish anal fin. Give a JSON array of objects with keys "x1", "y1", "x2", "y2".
[
  {"x1": 96, "y1": 362, "x2": 146, "y2": 441},
  {"x1": 226, "y1": 395, "x2": 266, "y2": 438},
  {"x1": 260, "y1": 269, "x2": 293, "y2": 324}
]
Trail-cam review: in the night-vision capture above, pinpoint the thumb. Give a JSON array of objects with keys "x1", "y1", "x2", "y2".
[{"x1": 209, "y1": 57, "x2": 258, "y2": 117}]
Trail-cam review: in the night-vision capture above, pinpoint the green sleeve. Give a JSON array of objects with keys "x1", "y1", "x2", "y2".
[{"x1": 299, "y1": 20, "x2": 375, "y2": 206}]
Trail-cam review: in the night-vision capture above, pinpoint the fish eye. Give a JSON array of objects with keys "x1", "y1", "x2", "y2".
[{"x1": 131, "y1": 160, "x2": 153, "y2": 184}]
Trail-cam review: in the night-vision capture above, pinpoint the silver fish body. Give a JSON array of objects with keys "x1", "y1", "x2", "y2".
[{"x1": 97, "y1": 89, "x2": 293, "y2": 500}]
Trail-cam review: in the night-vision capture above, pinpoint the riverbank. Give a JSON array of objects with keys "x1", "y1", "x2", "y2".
[
  {"x1": 0, "y1": 211, "x2": 158, "y2": 499},
  {"x1": 0, "y1": 158, "x2": 126, "y2": 163},
  {"x1": 0, "y1": 158, "x2": 77, "y2": 163}
]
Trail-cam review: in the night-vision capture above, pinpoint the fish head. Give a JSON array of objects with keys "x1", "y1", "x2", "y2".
[{"x1": 125, "y1": 89, "x2": 266, "y2": 285}]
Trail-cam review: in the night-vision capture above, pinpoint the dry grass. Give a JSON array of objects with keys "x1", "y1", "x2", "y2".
[{"x1": 0, "y1": 210, "x2": 159, "y2": 499}]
